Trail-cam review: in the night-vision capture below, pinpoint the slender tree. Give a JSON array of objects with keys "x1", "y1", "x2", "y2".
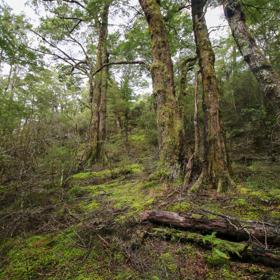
[
  {"x1": 88, "y1": 2, "x2": 110, "y2": 164},
  {"x1": 184, "y1": 70, "x2": 203, "y2": 185},
  {"x1": 190, "y1": 0, "x2": 234, "y2": 192},
  {"x1": 139, "y1": 0, "x2": 183, "y2": 178},
  {"x1": 222, "y1": 0, "x2": 280, "y2": 104}
]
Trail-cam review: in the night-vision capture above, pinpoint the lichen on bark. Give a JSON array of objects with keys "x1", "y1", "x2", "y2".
[{"x1": 222, "y1": 0, "x2": 280, "y2": 104}]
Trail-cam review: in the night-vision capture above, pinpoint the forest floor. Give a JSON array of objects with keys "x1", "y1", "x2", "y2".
[{"x1": 1, "y1": 158, "x2": 280, "y2": 279}]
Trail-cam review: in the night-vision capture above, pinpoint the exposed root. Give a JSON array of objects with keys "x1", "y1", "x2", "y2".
[{"x1": 188, "y1": 170, "x2": 235, "y2": 194}]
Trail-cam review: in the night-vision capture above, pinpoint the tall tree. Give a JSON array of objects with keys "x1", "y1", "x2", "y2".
[
  {"x1": 88, "y1": 2, "x2": 110, "y2": 164},
  {"x1": 139, "y1": 0, "x2": 183, "y2": 178},
  {"x1": 190, "y1": 0, "x2": 234, "y2": 192},
  {"x1": 33, "y1": 0, "x2": 113, "y2": 166},
  {"x1": 222, "y1": 0, "x2": 280, "y2": 105}
]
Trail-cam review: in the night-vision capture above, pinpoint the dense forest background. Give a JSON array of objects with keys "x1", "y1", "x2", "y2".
[{"x1": 1, "y1": 0, "x2": 280, "y2": 279}]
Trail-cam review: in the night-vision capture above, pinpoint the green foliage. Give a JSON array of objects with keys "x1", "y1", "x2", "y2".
[
  {"x1": 0, "y1": 4, "x2": 36, "y2": 65},
  {"x1": 203, "y1": 232, "x2": 246, "y2": 266},
  {"x1": 205, "y1": 248, "x2": 230, "y2": 266},
  {"x1": 159, "y1": 252, "x2": 178, "y2": 273}
]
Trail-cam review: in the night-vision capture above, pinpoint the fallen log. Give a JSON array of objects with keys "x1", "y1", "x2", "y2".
[
  {"x1": 146, "y1": 227, "x2": 280, "y2": 268},
  {"x1": 140, "y1": 210, "x2": 280, "y2": 247}
]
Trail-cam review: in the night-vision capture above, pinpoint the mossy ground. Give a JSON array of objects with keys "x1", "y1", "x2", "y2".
[{"x1": 1, "y1": 160, "x2": 280, "y2": 279}]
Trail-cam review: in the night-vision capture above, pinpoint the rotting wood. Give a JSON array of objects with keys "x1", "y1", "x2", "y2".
[{"x1": 140, "y1": 210, "x2": 280, "y2": 246}]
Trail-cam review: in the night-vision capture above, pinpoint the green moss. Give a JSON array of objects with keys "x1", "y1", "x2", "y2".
[
  {"x1": 191, "y1": 213, "x2": 203, "y2": 219},
  {"x1": 220, "y1": 267, "x2": 237, "y2": 279},
  {"x1": 70, "y1": 175, "x2": 164, "y2": 222},
  {"x1": 91, "y1": 179, "x2": 163, "y2": 219},
  {"x1": 202, "y1": 232, "x2": 246, "y2": 266},
  {"x1": 151, "y1": 164, "x2": 181, "y2": 181},
  {"x1": 72, "y1": 164, "x2": 143, "y2": 181},
  {"x1": 0, "y1": 229, "x2": 122, "y2": 280},
  {"x1": 150, "y1": 228, "x2": 247, "y2": 268},
  {"x1": 111, "y1": 181, "x2": 159, "y2": 221},
  {"x1": 205, "y1": 249, "x2": 230, "y2": 267},
  {"x1": 168, "y1": 201, "x2": 191, "y2": 212},
  {"x1": 236, "y1": 182, "x2": 280, "y2": 220},
  {"x1": 245, "y1": 162, "x2": 280, "y2": 191},
  {"x1": 72, "y1": 171, "x2": 102, "y2": 180},
  {"x1": 176, "y1": 243, "x2": 197, "y2": 258},
  {"x1": 271, "y1": 208, "x2": 280, "y2": 220},
  {"x1": 129, "y1": 134, "x2": 145, "y2": 143},
  {"x1": 82, "y1": 200, "x2": 100, "y2": 211},
  {"x1": 234, "y1": 198, "x2": 247, "y2": 207},
  {"x1": 1, "y1": 229, "x2": 87, "y2": 280},
  {"x1": 238, "y1": 186, "x2": 249, "y2": 195},
  {"x1": 159, "y1": 252, "x2": 177, "y2": 273},
  {"x1": 69, "y1": 185, "x2": 89, "y2": 197},
  {"x1": 151, "y1": 227, "x2": 203, "y2": 244}
]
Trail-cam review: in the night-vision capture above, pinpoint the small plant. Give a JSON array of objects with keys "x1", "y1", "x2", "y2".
[{"x1": 203, "y1": 232, "x2": 245, "y2": 266}]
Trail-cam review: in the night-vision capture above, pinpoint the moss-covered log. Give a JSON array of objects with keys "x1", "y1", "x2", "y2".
[
  {"x1": 146, "y1": 227, "x2": 280, "y2": 268},
  {"x1": 141, "y1": 210, "x2": 280, "y2": 246},
  {"x1": 191, "y1": 0, "x2": 234, "y2": 192}
]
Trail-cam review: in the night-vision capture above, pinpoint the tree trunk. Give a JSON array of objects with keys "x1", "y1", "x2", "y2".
[
  {"x1": 178, "y1": 57, "x2": 197, "y2": 171},
  {"x1": 193, "y1": 71, "x2": 200, "y2": 158},
  {"x1": 223, "y1": 0, "x2": 280, "y2": 104},
  {"x1": 88, "y1": 3, "x2": 110, "y2": 165},
  {"x1": 139, "y1": 0, "x2": 183, "y2": 179},
  {"x1": 191, "y1": 0, "x2": 234, "y2": 192},
  {"x1": 184, "y1": 71, "x2": 202, "y2": 185}
]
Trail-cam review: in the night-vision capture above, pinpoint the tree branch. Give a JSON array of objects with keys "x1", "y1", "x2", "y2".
[
  {"x1": 42, "y1": 0, "x2": 86, "y2": 9},
  {"x1": 92, "y1": 60, "x2": 148, "y2": 76},
  {"x1": 31, "y1": 30, "x2": 81, "y2": 64}
]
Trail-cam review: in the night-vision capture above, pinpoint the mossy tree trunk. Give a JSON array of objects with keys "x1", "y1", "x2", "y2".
[
  {"x1": 190, "y1": 0, "x2": 234, "y2": 192},
  {"x1": 193, "y1": 71, "x2": 200, "y2": 160},
  {"x1": 223, "y1": 0, "x2": 280, "y2": 104},
  {"x1": 178, "y1": 57, "x2": 197, "y2": 174},
  {"x1": 88, "y1": 3, "x2": 110, "y2": 165},
  {"x1": 139, "y1": 0, "x2": 183, "y2": 179},
  {"x1": 183, "y1": 70, "x2": 203, "y2": 185}
]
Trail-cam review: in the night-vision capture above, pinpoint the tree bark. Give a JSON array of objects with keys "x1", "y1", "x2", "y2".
[
  {"x1": 184, "y1": 71, "x2": 202, "y2": 185},
  {"x1": 139, "y1": 0, "x2": 183, "y2": 179},
  {"x1": 88, "y1": 3, "x2": 110, "y2": 165},
  {"x1": 141, "y1": 210, "x2": 280, "y2": 246},
  {"x1": 193, "y1": 71, "x2": 200, "y2": 158},
  {"x1": 178, "y1": 57, "x2": 197, "y2": 174},
  {"x1": 222, "y1": 0, "x2": 280, "y2": 104},
  {"x1": 191, "y1": 0, "x2": 234, "y2": 192}
]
